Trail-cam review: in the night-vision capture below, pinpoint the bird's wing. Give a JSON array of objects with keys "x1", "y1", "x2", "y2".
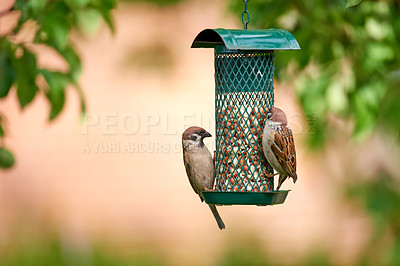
[
  {"x1": 213, "y1": 151, "x2": 216, "y2": 178},
  {"x1": 183, "y1": 152, "x2": 204, "y2": 201},
  {"x1": 183, "y1": 153, "x2": 196, "y2": 192},
  {"x1": 270, "y1": 125, "x2": 297, "y2": 177}
]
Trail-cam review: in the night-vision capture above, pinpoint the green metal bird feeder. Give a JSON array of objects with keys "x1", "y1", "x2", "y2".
[{"x1": 191, "y1": 11, "x2": 300, "y2": 206}]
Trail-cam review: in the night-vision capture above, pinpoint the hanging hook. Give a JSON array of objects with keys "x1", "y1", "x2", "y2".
[{"x1": 242, "y1": 0, "x2": 250, "y2": 30}]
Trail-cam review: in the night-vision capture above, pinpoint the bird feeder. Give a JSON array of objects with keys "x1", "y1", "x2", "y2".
[{"x1": 191, "y1": 28, "x2": 300, "y2": 206}]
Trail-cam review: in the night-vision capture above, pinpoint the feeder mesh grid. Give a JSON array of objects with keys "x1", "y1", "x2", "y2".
[{"x1": 214, "y1": 50, "x2": 275, "y2": 192}]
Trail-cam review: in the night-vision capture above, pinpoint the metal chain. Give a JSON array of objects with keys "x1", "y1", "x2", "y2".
[{"x1": 242, "y1": 0, "x2": 250, "y2": 30}]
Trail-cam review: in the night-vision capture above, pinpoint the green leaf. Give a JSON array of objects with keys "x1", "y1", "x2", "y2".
[
  {"x1": 0, "y1": 147, "x2": 15, "y2": 169},
  {"x1": 29, "y1": 0, "x2": 47, "y2": 15},
  {"x1": 89, "y1": 0, "x2": 116, "y2": 32},
  {"x1": 65, "y1": 0, "x2": 90, "y2": 8},
  {"x1": 100, "y1": 9, "x2": 115, "y2": 33},
  {"x1": 352, "y1": 89, "x2": 377, "y2": 141},
  {"x1": 326, "y1": 80, "x2": 348, "y2": 115},
  {"x1": 15, "y1": 49, "x2": 39, "y2": 108},
  {"x1": 61, "y1": 45, "x2": 82, "y2": 84},
  {"x1": 0, "y1": 120, "x2": 4, "y2": 138},
  {"x1": 0, "y1": 49, "x2": 16, "y2": 98},
  {"x1": 345, "y1": 0, "x2": 363, "y2": 9},
  {"x1": 91, "y1": 0, "x2": 116, "y2": 10},
  {"x1": 14, "y1": 0, "x2": 31, "y2": 28},
  {"x1": 40, "y1": 70, "x2": 70, "y2": 120},
  {"x1": 76, "y1": 8, "x2": 102, "y2": 34},
  {"x1": 74, "y1": 84, "x2": 86, "y2": 122},
  {"x1": 43, "y1": 14, "x2": 71, "y2": 51},
  {"x1": 80, "y1": 97, "x2": 86, "y2": 121}
]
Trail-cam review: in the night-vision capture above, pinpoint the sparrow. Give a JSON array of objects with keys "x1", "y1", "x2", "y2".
[
  {"x1": 262, "y1": 107, "x2": 297, "y2": 190},
  {"x1": 182, "y1": 126, "x2": 225, "y2": 230}
]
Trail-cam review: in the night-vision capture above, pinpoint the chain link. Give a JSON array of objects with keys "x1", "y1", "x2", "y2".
[{"x1": 242, "y1": 0, "x2": 250, "y2": 30}]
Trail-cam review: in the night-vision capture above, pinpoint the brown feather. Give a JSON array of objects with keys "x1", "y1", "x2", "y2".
[{"x1": 271, "y1": 125, "x2": 297, "y2": 178}]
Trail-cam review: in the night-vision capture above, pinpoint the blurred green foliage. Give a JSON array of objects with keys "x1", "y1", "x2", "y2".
[
  {"x1": 119, "y1": 0, "x2": 183, "y2": 6},
  {"x1": 0, "y1": 147, "x2": 15, "y2": 168},
  {"x1": 0, "y1": 0, "x2": 116, "y2": 168},
  {"x1": 347, "y1": 175, "x2": 400, "y2": 265},
  {"x1": 1, "y1": 235, "x2": 166, "y2": 266},
  {"x1": 215, "y1": 237, "x2": 334, "y2": 266},
  {"x1": 216, "y1": 235, "x2": 271, "y2": 266},
  {"x1": 230, "y1": 0, "x2": 400, "y2": 147},
  {"x1": 0, "y1": 232, "x2": 334, "y2": 266},
  {"x1": 346, "y1": 0, "x2": 363, "y2": 9}
]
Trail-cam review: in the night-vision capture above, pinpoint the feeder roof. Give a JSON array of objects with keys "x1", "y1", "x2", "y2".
[{"x1": 191, "y1": 28, "x2": 300, "y2": 50}]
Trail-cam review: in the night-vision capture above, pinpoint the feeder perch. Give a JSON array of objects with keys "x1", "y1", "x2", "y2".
[{"x1": 191, "y1": 28, "x2": 300, "y2": 206}]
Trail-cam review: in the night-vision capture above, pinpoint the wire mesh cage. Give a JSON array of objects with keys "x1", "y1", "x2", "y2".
[
  {"x1": 191, "y1": 29, "x2": 300, "y2": 205},
  {"x1": 214, "y1": 46, "x2": 275, "y2": 193}
]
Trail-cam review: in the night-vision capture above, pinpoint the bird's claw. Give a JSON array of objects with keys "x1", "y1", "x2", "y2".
[{"x1": 263, "y1": 171, "x2": 279, "y2": 178}]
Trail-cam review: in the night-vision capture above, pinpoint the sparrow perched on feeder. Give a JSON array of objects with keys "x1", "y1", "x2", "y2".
[
  {"x1": 262, "y1": 107, "x2": 297, "y2": 190},
  {"x1": 182, "y1": 126, "x2": 225, "y2": 230}
]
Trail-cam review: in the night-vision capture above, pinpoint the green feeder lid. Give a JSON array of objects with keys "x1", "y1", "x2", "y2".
[
  {"x1": 201, "y1": 191, "x2": 290, "y2": 206},
  {"x1": 191, "y1": 28, "x2": 300, "y2": 50}
]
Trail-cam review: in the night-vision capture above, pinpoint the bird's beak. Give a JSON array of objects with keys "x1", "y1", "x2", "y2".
[
  {"x1": 266, "y1": 111, "x2": 272, "y2": 120},
  {"x1": 202, "y1": 131, "x2": 212, "y2": 138}
]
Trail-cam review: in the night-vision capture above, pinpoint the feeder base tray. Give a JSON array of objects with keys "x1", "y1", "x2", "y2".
[{"x1": 201, "y1": 190, "x2": 289, "y2": 206}]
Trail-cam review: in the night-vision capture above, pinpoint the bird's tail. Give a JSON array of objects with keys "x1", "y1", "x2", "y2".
[
  {"x1": 208, "y1": 204, "x2": 225, "y2": 230},
  {"x1": 277, "y1": 175, "x2": 287, "y2": 191},
  {"x1": 292, "y1": 173, "x2": 298, "y2": 183}
]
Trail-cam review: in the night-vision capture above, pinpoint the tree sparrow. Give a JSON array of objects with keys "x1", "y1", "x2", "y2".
[
  {"x1": 182, "y1": 126, "x2": 225, "y2": 230},
  {"x1": 262, "y1": 107, "x2": 297, "y2": 190}
]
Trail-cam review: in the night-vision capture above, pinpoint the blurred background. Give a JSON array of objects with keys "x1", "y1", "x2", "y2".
[{"x1": 1, "y1": 0, "x2": 400, "y2": 265}]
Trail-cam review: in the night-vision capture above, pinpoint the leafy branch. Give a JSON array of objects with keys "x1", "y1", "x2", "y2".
[
  {"x1": 0, "y1": 0, "x2": 116, "y2": 169},
  {"x1": 230, "y1": 0, "x2": 400, "y2": 147}
]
